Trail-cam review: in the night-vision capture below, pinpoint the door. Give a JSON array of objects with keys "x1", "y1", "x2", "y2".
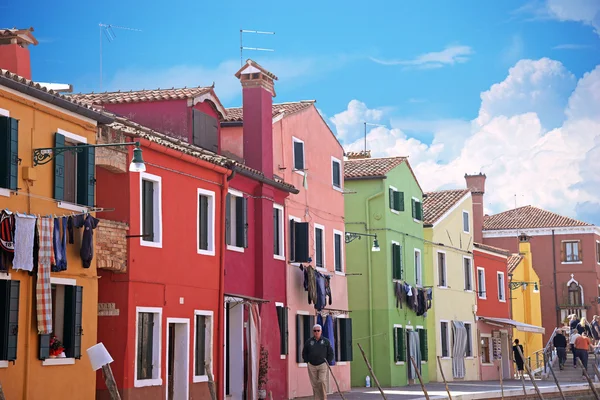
[
  {"x1": 225, "y1": 302, "x2": 245, "y2": 399},
  {"x1": 501, "y1": 332, "x2": 511, "y2": 379},
  {"x1": 168, "y1": 324, "x2": 175, "y2": 400},
  {"x1": 166, "y1": 319, "x2": 190, "y2": 400}
]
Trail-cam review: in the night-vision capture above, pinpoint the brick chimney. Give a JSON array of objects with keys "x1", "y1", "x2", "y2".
[
  {"x1": 465, "y1": 173, "x2": 486, "y2": 242},
  {"x1": 0, "y1": 28, "x2": 38, "y2": 79},
  {"x1": 235, "y1": 59, "x2": 277, "y2": 178}
]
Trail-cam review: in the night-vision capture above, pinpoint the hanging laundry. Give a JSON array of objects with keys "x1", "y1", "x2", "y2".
[
  {"x1": 52, "y1": 216, "x2": 68, "y2": 272},
  {"x1": 411, "y1": 287, "x2": 418, "y2": 310},
  {"x1": 324, "y1": 275, "x2": 333, "y2": 306},
  {"x1": 426, "y1": 288, "x2": 433, "y2": 310},
  {"x1": 323, "y1": 315, "x2": 336, "y2": 366},
  {"x1": 315, "y1": 272, "x2": 327, "y2": 311},
  {"x1": 0, "y1": 210, "x2": 15, "y2": 272},
  {"x1": 302, "y1": 265, "x2": 318, "y2": 305},
  {"x1": 13, "y1": 214, "x2": 37, "y2": 272},
  {"x1": 36, "y1": 217, "x2": 53, "y2": 334},
  {"x1": 73, "y1": 214, "x2": 99, "y2": 268},
  {"x1": 416, "y1": 289, "x2": 426, "y2": 316},
  {"x1": 67, "y1": 215, "x2": 75, "y2": 244},
  {"x1": 394, "y1": 281, "x2": 403, "y2": 309}
]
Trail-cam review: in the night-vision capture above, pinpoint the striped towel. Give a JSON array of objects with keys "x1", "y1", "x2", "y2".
[{"x1": 36, "y1": 217, "x2": 53, "y2": 335}]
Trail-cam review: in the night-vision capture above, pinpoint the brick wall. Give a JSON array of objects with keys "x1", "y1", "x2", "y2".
[
  {"x1": 96, "y1": 125, "x2": 128, "y2": 173},
  {"x1": 97, "y1": 219, "x2": 129, "y2": 273}
]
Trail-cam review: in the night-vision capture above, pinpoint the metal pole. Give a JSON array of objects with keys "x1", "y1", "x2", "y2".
[
  {"x1": 101, "y1": 364, "x2": 121, "y2": 400},
  {"x1": 516, "y1": 345, "x2": 545, "y2": 400},
  {"x1": 410, "y1": 356, "x2": 429, "y2": 400},
  {"x1": 324, "y1": 359, "x2": 347, "y2": 400},
  {"x1": 498, "y1": 359, "x2": 504, "y2": 400},
  {"x1": 357, "y1": 343, "x2": 387, "y2": 400},
  {"x1": 0, "y1": 380, "x2": 6, "y2": 400},
  {"x1": 436, "y1": 356, "x2": 453, "y2": 400},
  {"x1": 99, "y1": 25, "x2": 103, "y2": 90},
  {"x1": 578, "y1": 358, "x2": 600, "y2": 400},
  {"x1": 364, "y1": 122, "x2": 367, "y2": 153},
  {"x1": 546, "y1": 362, "x2": 566, "y2": 400},
  {"x1": 240, "y1": 29, "x2": 243, "y2": 66}
]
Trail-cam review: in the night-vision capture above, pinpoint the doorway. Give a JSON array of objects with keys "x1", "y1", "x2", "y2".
[
  {"x1": 224, "y1": 301, "x2": 245, "y2": 399},
  {"x1": 166, "y1": 318, "x2": 190, "y2": 400},
  {"x1": 500, "y1": 331, "x2": 511, "y2": 379}
]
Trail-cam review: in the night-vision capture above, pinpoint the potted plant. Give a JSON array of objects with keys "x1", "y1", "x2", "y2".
[
  {"x1": 258, "y1": 346, "x2": 269, "y2": 399},
  {"x1": 49, "y1": 335, "x2": 65, "y2": 358}
]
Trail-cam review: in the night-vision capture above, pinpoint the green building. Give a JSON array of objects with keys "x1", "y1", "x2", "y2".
[{"x1": 344, "y1": 155, "x2": 430, "y2": 387}]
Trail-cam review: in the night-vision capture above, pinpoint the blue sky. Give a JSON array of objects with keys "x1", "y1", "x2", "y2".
[{"x1": 3, "y1": 0, "x2": 600, "y2": 224}]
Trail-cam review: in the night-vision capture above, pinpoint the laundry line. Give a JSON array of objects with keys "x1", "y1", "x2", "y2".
[{"x1": 3, "y1": 189, "x2": 114, "y2": 217}]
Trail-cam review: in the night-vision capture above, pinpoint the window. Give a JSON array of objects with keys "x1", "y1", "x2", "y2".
[
  {"x1": 296, "y1": 314, "x2": 314, "y2": 363},
  {"x1": 0, "y1": 279, "x2": 19, "y2": 362},
  {"x1": 568, "y1": 282, "x2": 583, "y2": 306},
  {"x1": 292, "y1": 137, "x2": 305, "y2": 172},
  {"x1": 140, "y1": 173, "x2": 162, "y2": 247},
  {"x1": 463, "y1": 211, "x2": 470, "y2": 233},
  {"x1": 411, "y1": 198, "x2": 423, "y2": 221},
  {"x1": 596, "y1": 241, "x2": 600, "y2": 264},
  {"x1": 54, "y1": 130, "x2": 95, "y2": 208},
  {"x1": 464, "y1": 323, "x2": 473, "y2": 357},
  {"x1": 331, "y1": 157, "x2": 342, "y2": 189},
  {"x1": 562, "y1": 241, "x2": 582, "y2": 262},
  {"x1": 276, "y1": 304, "x2": 288, "y2": 356},
  {"x1": 440, "y1": 322, "x2": 449, "y2": 358},
  {"x1": 225, "y1": 190, "x2": 248, "y2": 250},
  {"x1": 39, "y1": 279, "x2": 83, "y2": 364},
  {"x1": 438, "y1": 252, "x2": 447, "y2": 287},
  {"x1": 0, "y1": 116, "x2": 18, "y2": 192},
  {"x1": 289, "y1": 217, "x2": 309, "y2": 263},
  {"x1": 333, "y1": 230, "x2": 343, "y2": 272},
  {"x1": 498, "y1": 272, "x2": 506, "y2": 301},
  {"x1": 480, "y1": 335, "x2": 492, "y2": 364},
  {"x1": 417, "y1": 328, "x2": 428, "y2": 362},
  {"x1": 464, "y1": 257, "x2": 473, "y2": 291},
  {"x1": 415, "y1": 249, "x2": 422, "y2": 286},
  {"x1": 314, "y1": 224, "x2": 325, "y2": 269},
  {"x1": 477, "y1": 267, "x2": 486, "y2": 299},
  {"x1": 192, "y1": 109, "x2": 218, "y2": 153},
  {"x1": 335, "y1": 318, "x2": 353, "y2": 362},
  {"x1": 392, "y1": 242, "x2": 403, "y2": 280},
  {"x1": 197, "y1": 188, "x2": 216, "y2": 256},
  {"x1": 194, "y1": 311, "x2": 213, "y2": 382},
  {"x1": 393, "y1": 326, "x2": 406, "y2": 362},
  {"x1": 135, "y1": 307, "x2": 162, "y2": 386},
  {"x1": 273, "y1": 204, "x2": 284, "y2": 260},
  {"x1": 388, "y1": 186, "x2": 404, "y2": 213}
]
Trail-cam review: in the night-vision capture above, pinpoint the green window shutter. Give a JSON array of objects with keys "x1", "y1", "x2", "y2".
[
  {"x1": 294, "y1": 222, "x2": 310, "y2": 263},
  {"x1": 296, "y1": 314, "x2": 303, "y2": 363},
  {"x1": 396, "y1": 327, "x2": 406, "y2": 362},
  {"x1": 0, "y1": 117, "x2": 19, "y2": 191},
  {"x1": 225, "y1": 194, "x2": 231, "y2": 245},
  {"x1": 289, "y1": 219, "x2": 296, "y2": 261},
  {"x1": 396, "y1": 191, "x2": 404, "y2": 211},
  {"x1": 0, "y1": 280, "x2": 19, "y2": 361},
  {"x1": 389, "y1": 188, "x2": 395, "y2": 209},
  {"x1": 54, "y1": 133, "x2": 65, "y2": 200},
  {"x1": 76, "y1": 144, "x2": 95, "y2": 207},
  {"x1": 417, "y1": 201, "x2": 423, "y2": 221},
  {"x1": 63, "y1": 285, "x2": 83, "y2": 359},
  {"x1": 411, "y1": 199, "x2": 416, "y2": 219},
  {"x1": 340, "y1": 318, "x2": 353, "y2": 361},
  {"x1": 39, "y1": 334, "x2": 51, "y2": 360},
  {"x1": 392, "y1": 244, "x2": 400, "y2": 280},
  {"x1": 419, "y1": 329, "x2": 428, "y2": 362}
]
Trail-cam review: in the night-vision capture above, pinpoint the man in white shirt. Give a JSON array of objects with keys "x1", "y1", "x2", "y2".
[{"x1": 570, "y1": 330, "x2": 581, "y2": 368}]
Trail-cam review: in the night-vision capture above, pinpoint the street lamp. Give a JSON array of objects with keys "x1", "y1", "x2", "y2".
[{"x1": 345, "y1": 231, "x2": 380, "y2": 252}]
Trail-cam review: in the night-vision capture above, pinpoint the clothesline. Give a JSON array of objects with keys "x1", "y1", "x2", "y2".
[
  {"x1": 4, "y1": 189, "x2": 114, "y2": 215},
  {"x1": 2, "y1": 207, "x2": 114, "y2": 219}
]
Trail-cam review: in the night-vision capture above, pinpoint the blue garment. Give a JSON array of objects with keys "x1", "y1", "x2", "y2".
[
  {"x1": 317, "y1": 314, "x2": 324, "y2": 327},
  {"x1": 315, "y1": 272, "x2": 327, "y2": 310},
  {"x1": 323, "y1": 315, "x2": 336, "y2": 366},
  {"x1": 52, "y1": 216, "x2": 67, "y2": 272}
]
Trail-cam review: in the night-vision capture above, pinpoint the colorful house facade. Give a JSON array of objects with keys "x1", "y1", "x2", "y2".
[
  {"x1": 344, "y1": 155, "x2": 429, "y2": 388},
  {"x1": 0, "y1": 27, "x2": 114, "y2": 400},
  {"x1": 422, "y1": 189, "x2": 479, "y2": 382}
]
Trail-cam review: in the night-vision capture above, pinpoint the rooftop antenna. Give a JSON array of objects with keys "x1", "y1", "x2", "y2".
[
  {"x1": 99, "y1": 23, "x2": 142, "y2": 90},
  {"x1": 364, "y1": 122, "x2": 387, "y2": 153},
  {"x1": 240, "y1": 29, "x2": 274, "y2": 66}
]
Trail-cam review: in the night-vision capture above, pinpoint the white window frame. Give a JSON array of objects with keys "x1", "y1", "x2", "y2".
[
  {"x1": 464, "y1": 321, "x2": 474, "y2": 359},
  {"x1": 331, "y1": 156, "x2": 343, "y2": 191},
  {"x1": 226, "y1": 188, "x2": 245, "y2": 253},
  {"x1": 139, "y1": 172, "x2": 163, "y2": 248},
  {"x1": 292, "y1": 137, "x2": 305, "y2": 175},
  {"x1": 393, "y1": 324, "x2": 405, "y2": 365},
  {"x1": 297, "y1": 311, "x2": 310, "y2": 367},
  {"x1": 414, "y1": 248, "x2": 422, "y2": 287},
  {"x1": 480, "y1": 333, "x2": 493, "y2": 365},
  {"x1": 273, "y1": 204, "x2": 285, "y2": 260},
  {"x1": 289, "y1": 215, "x2": 302, "y2": 266},
  {"x1": 463, "y1": 256, "x2": 474, "y2": 292},
  {"x1": 164, "y1": 317, "x2": 190, "y2": 400},
  {"x1": 42, "y1": 277, "x2": 77, "y2": 366},
  {"x1": 197, "y1": 188, "x2": 216, "y2": 256},
  {"x1": 462, "y1": 210, "x2": 470, "y2": 234},
  {"x1": 389, "y1": 186, "x2": 400, "y2": 214},
  {"x1": 134, "y1": 306, "x2": 163, "y2": 387},
  {"x1": 477, "y1": 267, "x2": 486, "y2": 299},
  {"x1": 562, "y1": 240, "x2": 583, "y2": 264},
  {"x1": 440, "y1": 320, "x2": 450, "y2": 359},
  {"x1": 56, "y1": 128, "x2": 89, "y2": 213},
  {"x1": 333, "y1": 229, "x2": 344, "y2": 275},
  {"x1": 412, "y1": 196, "x2": 422, "y2": 224},
  {"x1": 314, "y1": 223, "x2": 326, "y2": 271},
  {"x1": 437, "y1": 250, "x2": 448, "y2": 288},
  {"x1": 193, "y1": 310, "x2": 214, "y2": 383},
  {"x1": 497, "y1": 271, "x2": 506, "y2": 302}
]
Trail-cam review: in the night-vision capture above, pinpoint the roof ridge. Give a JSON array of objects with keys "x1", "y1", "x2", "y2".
[
  {"x1": 71, "y1": 85, "x2": 212, "y2": 96},
  {"x1": 225, "y1": 100, "x2": 316, "y2": 110},
  {"x1": 425, "y1": 188, "x2": 469, "y2": 194},
  {"x1": 345, "y1": 156, "x2": 408, "y2": 161}
]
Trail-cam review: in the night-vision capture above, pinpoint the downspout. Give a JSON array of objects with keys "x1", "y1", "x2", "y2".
[
  {"x1": 552, "y1": 229, "x2": 559, "y2": 327},
  {"x1": 366, "y1": 186, "x2": 384, "y2": 366},
  {"x1": 217, "y1": 170, "x2": 231, "y2": 400}
]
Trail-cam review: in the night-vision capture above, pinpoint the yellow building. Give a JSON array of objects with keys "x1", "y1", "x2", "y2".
[
  {"x1": 423, "y1": 189, "x2": 480, "y2": 382},
  {"x1": 0, "y1": 28, "x2": 114, "y2": 399},
  {"x1": 507, "y1": 234, "x2": 544, "y2": 361}
]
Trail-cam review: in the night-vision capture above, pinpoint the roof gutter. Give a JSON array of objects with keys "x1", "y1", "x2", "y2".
[
  {"x1": 0, "y1": 74, "x2": 114, "y2": 124},
  {"x1": 231, "y1": 164, "x2": 299, "y2": 194},
  {"x1": 345, "y1": 175, "x2": 387, "y2": 181},
  {"x1": 220, "y1": 121, "x2": 243, "y2": 127}
]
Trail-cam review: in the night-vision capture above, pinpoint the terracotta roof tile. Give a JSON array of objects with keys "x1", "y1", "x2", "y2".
[
  {"x1": 0, "y1": 27, "x2": 37, "y2": 45},
  {"x1": 344, "y1": 156, "x2": 407, "y2": 179},
  {"x1": 473, "y1": 242, "x2": 511, "y2": 257},
  {"x1": 507, "y1": 254, "x2": 523, "y2": 274},
  {"x1": 422, "y1": 189, "x2": 470, "y2": 226},
  {"x1": 483, "y1": 206, "x2": 592, "y2": 231},
  {"x1": 70, "y1": 86, "x2": 213, "y2": 105},
  {"x1": 223, "y1": 100, "x2": 315, "y2": 122}
]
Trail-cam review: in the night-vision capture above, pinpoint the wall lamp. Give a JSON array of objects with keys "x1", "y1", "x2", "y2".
[
  {"x1": 33, "y1": 141, "x2": 146, "y2": 172},
  {"x1": 509, "y1": 281, "x2": 539, "y2": 291},
  {"x1": 345, "y1": 231, "x2": 380, "y2": 252}
]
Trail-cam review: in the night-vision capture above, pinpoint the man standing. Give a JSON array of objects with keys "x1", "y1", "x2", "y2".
[
  {"x1": 553, "y1": 329, "x2": 568, "y2": 370},
  {"x1": 574, "y1": 332, "x2": 594, "y2": 375},
  {"x1": 303, "y1": 324, "x2": 334, "y2": 399}
]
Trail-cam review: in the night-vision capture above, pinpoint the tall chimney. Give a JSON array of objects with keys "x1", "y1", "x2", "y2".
[
  {"x1": 235, "y1": 59, "x2": 277, "y2": 178},
  {"x1": 465, "y1": 173, "x2": 486, "y2": 243},
  {"x1": 0, "y1": 28, "x2": 38, "y2": 79}
]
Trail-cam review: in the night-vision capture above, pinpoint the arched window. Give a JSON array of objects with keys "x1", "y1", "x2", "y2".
[{"x1": 568, "y1": 282, "x2": 582, "y2": 306}]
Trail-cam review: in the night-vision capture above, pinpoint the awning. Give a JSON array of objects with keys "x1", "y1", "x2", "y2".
[
  {"x1": 224, "y1": 293, "x2": 270, "y2": 305},
  {"x1": 479, "y1": 316, "x2": 545, "y2": 334}
]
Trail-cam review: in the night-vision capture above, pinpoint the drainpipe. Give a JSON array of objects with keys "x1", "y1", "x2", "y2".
[
  {"x1": 366, "y1": 186, "x2": 384, "y2": 367},
  {"x1": 217, "y1": 170, "x2": 231, "y2": 400},
  {"x1": 552, "y1": 229, "x2": 559, "y2": 327}
]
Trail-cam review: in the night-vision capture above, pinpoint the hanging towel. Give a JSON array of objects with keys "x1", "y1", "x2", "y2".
[
  {"x1": 408, "y1": 330, "x2": 421, "y2": 379},
  {"x1": 246, "y1": 303, "x2": 261, "y2": 400},
  {"x1": 52, "y1": 216, "x2": 68, "y2": 272},
  {"x1": 324, "y1": 275, "x2": 333, "y2": 305},
  {"x1": 13, "y1": 214, "x2": 37, "y2": 271},
  {"x1": 394, "y1": 281, "x2": 403, "y2": 309},
  {"x1": 452, "y1": 321, "x2": 467, "y2": 378},
  {"x1": 323, "y1": 315, "x2": 336, "y2": 366},
  {"x1": 36, "y1": 217, "x2": 53, "y2": 334},
  {"x1": 74, "y1": 214, "x2": 99, "y2": 268},
  {"x1": 315, "y1": 272, "x2": 327, "y2": 311}
]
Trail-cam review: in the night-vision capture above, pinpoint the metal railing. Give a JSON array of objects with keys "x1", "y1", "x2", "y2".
[{"x1": 541, "y1": 327, "x2": 559, "y2": 376}]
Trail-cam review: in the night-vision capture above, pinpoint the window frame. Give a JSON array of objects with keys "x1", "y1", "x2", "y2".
[
  {"x1": 314, "y1": 223, "x2": 326, "y2": 271},
  {"x1": 389, "y1": 186, "x2": 400, "y2": 214},
  {"x1": 440, "y1": 320, "x2": 450, "y2": 359},
  {"x1": 273, "y1": 204, "x2": 285, "y2": 260},
  {"x1": 437, "y1": 251, "x2": 447, "y2": 288},
  {"x1": 412, "y1": 196, "x2": 423, "y2": 223},
  {"x1": 296, "y1": 311, "x2": 312, "y2": 366},
  {"x1": 226, "y1": 188, "x2": 245, "y2": 253},
  {"x1": 480, "y1": 333, "x2": 493, "y2": 365},
  {"x1": 289, "y1": 215, "x2": 302, "y2": 265},
  {"x1": 596, "y1": 240, "x2": 600, "y2": 265},
  {"x1": 0, "y1": 112, "x2": 18, "y2": 198},
  {"x1": 139, "y1": 172, "x2": 163, "y2": 248},
  {"x1": 462, "y1": 210, "x2": 470, "y2": 233},
  {"x1": 464, "y1": 322, "x2": 473, "y2": 358},
  {"x1": 193, "y1": 310, "x2": 213, "y2": 383},
  {"x1": 414, "y1": 248, "x2": 422, "y2": 287},
  {"x1": 134, "y1": 306, "x2": 163, "y2": 387},
  {"x1": 56, "y1": 129, "x2": 89, "y2": 213},
  {"x1": 331, "y1": 156, "x2": 342, "y2": 191},
  {"x1": 563, "y1": 240, "x2": 582, "y2": 264},
  {"x1": 497, "y1": 271, "x2": 506, "y2": 302},
  {"x1": 197, "y1": 187, "x2": 216, "y2": 256},
  {"x1": 476, "y1": 267, "x2": 486, "y2": 299},
  {"x1": 333, "y1": 229, "x2": 344, "y2": 274},
  {"x1": 391, "y1": 240, "x2": 403, "y2": 281},
  {"x1": 393, "y1": 324, "x2": 405, "y2": 365},
  {"x1": 463, "y1": 256, "x2": 474, "y2": 292},
  {"x1": 292, "y1": 137, "x2": 305, "y2": 175},
  {"x1": 0, "y1": 273, "x2": 15, "y2": 367},
  {"x1": 42, "y1": 277, "x2": 78, "y2": 367},
  {"x1": 275, "y1": 303, "x2": 288, "y2": 358}
]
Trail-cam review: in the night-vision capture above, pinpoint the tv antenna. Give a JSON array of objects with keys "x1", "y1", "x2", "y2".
[
  {"x1": 364, "y1": 122, "x2": 387, "y2": 152},
  {"x1": 240, "y1": 29, "x2": 274, "y2": 66},
  {"x1": 99, "y1": 23, "x2": 142, "y2": 90}
]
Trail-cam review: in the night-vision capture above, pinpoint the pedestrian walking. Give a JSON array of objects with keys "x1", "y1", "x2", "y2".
[
  {"x1": 302, "y1": 324, "x2": 334, "y2": 400},
  {"x1": 553, "y1": 329, "x2": 568, "y2": 370},
  {"x1": 577, "y1": 317, "x2": 593, "y2": 336},
  {"x1": 574, "y1": 332, "x2": 594, "y2": 376},
  {"x1": 570, "y1": 314, "x2": 580, "y2": 332},
  {"x1": 513, "y1": 339, "x2": 525, "y2": 378},
  {"x1": 591, "y1": 316, "x2": 600, "y2": 344},
  {"x1": 570, "y1": 329, "x2": 581, "y2": 368}
]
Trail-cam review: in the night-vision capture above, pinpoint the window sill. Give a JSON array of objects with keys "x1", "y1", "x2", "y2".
[
  {"x1": 42, "y1": 358, "x2": 75, "y2": 366},
  {"x1": 391, "y1": 209, "x2": 400, "y2": 215},
  {"x1": 440, "y1": 357, "x2": 451, "y2": 360},
  {"x1": 193, "y1": 375, "x2": 208, "y2": 383},
  {"x1": 463, "y1": 230, "x2": 470, "y2": 234},
  {"x1": 274, "y1": 255, "x2": 286, "y2": 261},
  {"x1": 336, "y1": 361, "x2": 347, "y2": 365},
  {"x1": 0, "y1": 360, "x2": 7, "y2": 368},
  {"x1": 280, "y1": 355, "x2": 287, "y2": 360},
  {"x1": 333, "y1": 185, "x2": 344, "y2": 193},
  {"x1": 227, "y1": 245, "x2": 245, "y2": 253},
  {"x1": 481, "y1": 362, "x2": 494, "y2": 366},
  {"x1": 562, "y1": 261, "x2": 582, "y2": 265},
  {"x1": 298, "y1": 363, "x2": 307, "y2": 368},
  {"x1": 395, "y1": 361, "x2": 405, "y2": 365},
  {"x1": 57, "y1": 201, "x2": 88, "y2": 213},
  {"x1": 198, "y1": 249, "x2": 215, "y2": 257},
  {"x1": 438, "y1": 286, "x2": 449, "y2": 290},
  {"x1": 141, "y1": 240, "x2": 162, "y2": 249},
  {"x1": 289, "y1": 262, "x2": 301, "y2": 267},
  {"x1": 316, "y1": 267, "x2": 328, "y2": 273},
  {"x1": 499, "y1": 299, "x2": 506, "y2": 303},
  {"x1": 478, "y1": 296, "x2": 487, "y2": 300},
  {"x1": 134, "y1": 378, "x2": 163, "y2": 388},
  {"x1": 413, "y1": 219, "x2": 422, "y2": 224},
  {"x1": 464, "y1": 289, "x2": 474, "y2": 293},
  {"x1": 465, "y1": 357, "x2": 475, "y2": 360},
  {"x1": 294, "y1": 170, "x2": 305, "y2": 177},
  {"x1": 0, "y1": 188, "x2": 10, "y2": 198},
  {"x1": 335, "y1": 271, "x2": 345, "y2": 276}
]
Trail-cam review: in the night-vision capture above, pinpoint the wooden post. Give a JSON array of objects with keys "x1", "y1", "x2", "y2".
[
  {"x1": 497, "y1": 359, "x2": 504, "y2": 400},
  {"x1": 436, "y1": 356, "x2": 452, "y2": 400},
  {"x1": 593, "y1": 363, "x2": 600, "y2": 382},
  {"x1": 357, "y1": 343, "x2": 388, "y2": 400},
  {"x1": 324, "y1": 359, "x2": 348, "y2": 400},
  {"x1": 0, "y1": 380, "x2": 6, "y2": 400},
  {"x1": 205, "y1": 362, "x2": 217, "y2": 400},
  {"x1": 546, "y1": 362, "x2": 566, "y2": 400},
  {"x1": 101, "y1": 364, "x2": 122, "y2": 400},
  {"x1": 516, "y1": 345, "x2": 545, "y2": 400},
  {"x1": 410, "y1": 357, "x2": 430, "y2": 400},
  {"x1": 578, "y1": 358, "x2": 600, "y2": 400},
  {"x1": 520, "y1": 374, "x2": 527, "y2": 396}
]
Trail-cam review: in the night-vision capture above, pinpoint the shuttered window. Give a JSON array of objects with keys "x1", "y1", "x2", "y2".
[
  {"x1": 477, "y1": 267, "x2": 486, "y2": 299},
  {"x1": 392, "y1": 242, "x2": 403, "y2": 280},
  {"x1": 315, "y1": 225, "x2": 324, "y2": 268},
  {"x1": 338, "y1": 318, "x2": 353, "y2": 362},
  {"x1": 225, "y1": 192, "x2": 248, "y2": 249},
  {"x1": 141, "y1": 175, "x2": 162, "y2": 246},
  {"x1": 53, "y1": 132, "x2": 96, "y2": 207},
  {"x1": 394, "y1": 326, "x2": 406, "y2": 362},
  {"x1": 137, "y1": 312, "x2": 155, "y2": 379},
  {"x1": 276, "y1": 305, "x2": 288, "y2": 355},
  {"x1": 388, "y1": 187, "x2": 404, "y2": 212},
  {"x1": 464, "y1": 258, "x2": 473, "y2": 291},
  {"x1": 418, "y1": 328, "x2": 428, "y2": 362},
  {"x1": 562, "y1": 241, "x2": 582, "y2": 262},
  {"x1": 296, "y1": 314, "x2": 314, "y2": 363},
  {"x1": 334, "y1": 232, "x2": 343, "y2": 272},
  {"x1": 440, "y1": 322, "x2": 449, "y2": 357},
  {"x1": 411, "y1": 198, "x2": 423, "y2": 221},
  {"x1": 293, "y1": 138, "x2": 305, "y2": 171},
  {"x1": 0, "y1": 280, "x2": 19, "y2": 361},
  {"x1": 290, "y1": 220, "x2": 310, "y2": 263},
  {"x1": 332, "y1": 159, "x2": 341, "y2": 188},
  {"x1": 142, "y1": 180, "x2": 155, "y2": 242},
  {"x1": 438, "y1": 252, "x2": 447, "y2": 287},
  {"x1": 0, "y1": 116, "x2": 19, "y2": 191},
  {"x1": 192, "y1": 109, "x2": 219, "y2": 153},
  {"x1": 273, "y1": 205, "x2": 284, "y2": 258},
  {"x1": 464, "y1": 323, "x2": 473, "y2": 357},
  {"x1": 198, "y1": 189, "x2": 215, "y2": 254},
  {"x1": 498, "y1": 272, "x2": 506, "y2": 301},
  {"x1": 195, "y1": 313, "x2": 212, "y2": 377}
]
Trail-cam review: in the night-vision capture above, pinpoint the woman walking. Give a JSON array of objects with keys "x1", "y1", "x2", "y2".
[{"x1": 577, "y1": 317, "x2": 593, "y2": 337}]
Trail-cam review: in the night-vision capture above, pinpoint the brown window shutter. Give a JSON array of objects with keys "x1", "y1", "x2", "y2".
[
  {"x1": 561, "y1": 242, "x2": 566, "y2": 262},
  {"x1": 578, "y1": 242, "x2": 583, "y2": 262}
]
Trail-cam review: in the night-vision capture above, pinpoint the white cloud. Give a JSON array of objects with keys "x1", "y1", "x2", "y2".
[
  {"x1": 546, "y1": 0, "x2": 600, "y2": 35},
  {"x1": 501, "y1": 35, "x2": 525, "y2": 65},
  {"x1": 329, "y1": 100, "x2": 384, "y2": 143},
  {"x1": 370, "y1": 45, "x2": 473, "y2": 69},
  {"x1": 553, "y1": 43, "x2": 593, "y2": 50}
]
